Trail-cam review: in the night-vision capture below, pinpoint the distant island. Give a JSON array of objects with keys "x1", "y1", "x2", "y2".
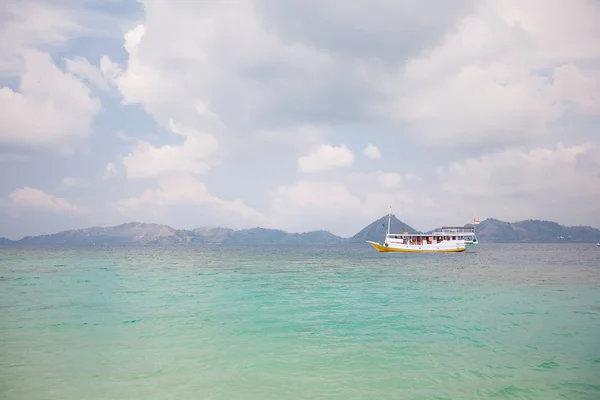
[{"x1": 1, "y1": 215, "x2": 599, "y2": 245}]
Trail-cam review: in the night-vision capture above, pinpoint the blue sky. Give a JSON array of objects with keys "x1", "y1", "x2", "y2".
[{"x1": 1, "y1": 0, "x2": 600, "y2": 239}]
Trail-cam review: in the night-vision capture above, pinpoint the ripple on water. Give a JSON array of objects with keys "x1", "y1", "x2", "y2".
[
  {"x1": 0, "y1": 244, "x2": 599, "y2": 400},
  {"x1": 536, "y1": 360, "x2": 559, "y2": 369}
]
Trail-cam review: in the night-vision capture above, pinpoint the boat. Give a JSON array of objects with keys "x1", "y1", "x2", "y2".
[
  {"x1": 439, "y1": 225, "x2": 479, "y2": 246},
  {"x1": 367, "y1": 207, "x2": 467, "y2": 253}
]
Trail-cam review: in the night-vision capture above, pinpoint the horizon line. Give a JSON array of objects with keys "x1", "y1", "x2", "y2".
[{"x1": 2, "y1": 216, "x2": 600, "y2": 242}]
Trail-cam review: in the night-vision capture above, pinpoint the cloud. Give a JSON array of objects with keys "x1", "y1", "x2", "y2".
[
  {"x1": 438, "y1": 142, "x2": 600, "y2": 225},
  {"x1": 352, "y1": 170, "x2": 416, "y2": 191},
  {"x1": 1, "y1": 0, "x2": 600, "y2": 239},
  {"x1": 297, "y1": 144, "x2": 354, "y2": 173},
  {"x1": 493, "y1": 0, "x2": 600, "y2": 61},
  {"x1": 378, "y1": 0, "x2": 600, "y2": 150},
  {"x1": 117, "y1": 174, "x2": 269, "y2": 227},
  {"x1": 0, "y1": 0, "x2": 132, "y2": 76},
  {"x1": 103, "y1": 0, "x2": 600, "y2": 170},
  {"x1": 440, "y1": 143, "x2": 593, "y2": 195},
  {"x1": 377, "y1": 172, "x2": 402, "y2": 188},
  {"x1": 0, "y1": 50, "x2": 101, "y2": 151},
  {"x1": 550, "y1": 64, "x2": 600, "y2": 115},
  {"x1": 269, "y1": 180, "x2": 363, "y2": 234},
  {"x1": 269, "y1": 140, "x2": 600, "y2": 233},
  {"x1": 107, "y1": 1, "x2": 387, "y2": 155},
  {"x1": 105, "y1": 0, "x2": 600, "y2": 231},
  {"x1": 254, "y1": 0, "x2": 472, "y2": 63},
  {"x1": 64, "y1": 56, "x2": 113, "y2": 92},
  {"x1": 0, "y1": 1, "x2": 82, "y2": 75},
  {"x1": 363, "y1": 144, "x2": 382, "y2": 159},
  {"x1": 268, "y1": 178, "x2": 428, "y2": 236},
  {"x1": 271, "y1": 180, "x2": 362, "y2": 213},
  {"x1": 103, "y1": 162, "x2": 117, "y2": 179},
  {"x1": 62, "y1": 177, "x2": 82, "y2": 188},
  {"x1": 122, "y1": 120, "x2": 219, "y2": 180},
  {"x1": 246, "y1": 125, "x2": 326, "y2": 161},
  {"x1": 9, "y1": 187, "x2": 83, "y2": 214}
]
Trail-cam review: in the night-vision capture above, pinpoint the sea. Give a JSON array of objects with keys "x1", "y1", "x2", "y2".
[{"x1": 1, "y1": 243, "x2": 599, "y2": 399}]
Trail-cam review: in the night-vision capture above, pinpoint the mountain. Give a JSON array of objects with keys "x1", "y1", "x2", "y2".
[
  {"x1": 475, "y1": 219, "x2": 600, "y2": 243},
  {"x1": 193, "y1": 227, "x2": 234, "y2": 244},
  {"x1": 18, "y1": 222, "x2": 199, "y2": 245},
  {"x1": 349, "y1": 214, "x2": 418, "y2": 243},
  {"x1": 227, "y1": 227, "x2": 288, "y2": 244},
  {"x1": 4, "y1": 217, "x2": 599, "y2": 245},
  {"x1": 280, "y1": 230, "x2": 346, "y2": 245},
  {"x1": 10, "y1": 223, "x2": 345, "y2": 246}
]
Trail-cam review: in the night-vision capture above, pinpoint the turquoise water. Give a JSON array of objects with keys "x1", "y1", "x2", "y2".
[{"x1": 1, "y1": 244, "x2": 599, "y2": 399}]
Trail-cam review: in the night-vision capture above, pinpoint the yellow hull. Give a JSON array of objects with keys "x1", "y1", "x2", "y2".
[{"x1": 368, "y1": 242, "x2": 466, "y2": 253}]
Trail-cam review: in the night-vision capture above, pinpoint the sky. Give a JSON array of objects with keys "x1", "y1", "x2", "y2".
[{"x1": 1, "y1": 0, "x2": 599, "y2": 239}]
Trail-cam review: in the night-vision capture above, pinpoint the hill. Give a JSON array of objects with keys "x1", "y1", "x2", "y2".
[
  {"x1": 349, "y1": 214, "x2": 418, "y2": 243},
  {"x1": 475, "y1": 219, "x2": 600, "y2": 243},
  {"x1": 193, "y1": 227, "x2": 344, "y2": 245},
  {"x1": 10, "y1": 223, "x2": 346, "y2": 246},
  {"x1": 193, "y1": 227, "x2": 233, "y2": 244},
  {"x1": 3, "y1": 217, "x2": 599, "y2": 245},
  {"x1": 281, "y1": 230, "x2": 346, "y2": 245},
  {"x1": 17, "y1": 222, "x2": 198, "y2": 245}
]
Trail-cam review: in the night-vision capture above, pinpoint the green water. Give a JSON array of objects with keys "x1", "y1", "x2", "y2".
[{"x1": 1, "y1": 244, "x2": 599, "y2": 399}]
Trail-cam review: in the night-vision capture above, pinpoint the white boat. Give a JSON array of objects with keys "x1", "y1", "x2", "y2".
[
  {"x1": 367, "y1": 207, "x2": 467, "y2": 253},
  {"x1": 439, "y1": 225, "x2": 479, "y2": 246}
]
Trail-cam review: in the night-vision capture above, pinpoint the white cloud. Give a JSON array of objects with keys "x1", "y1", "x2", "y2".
[
  {"x1": 268, "y1": 177, "x2": 431, "y2": 236},
  {"x1": 297, "y1": 144, "x2": 354, "y2": 173},
  {"x1": 9, "y1": 187, "x2": 83, "y2": 214},
  {"x1": 2, "y1": 0, "x2": 600, "y2": 238},
  {"x1": 62, "y1": 177, "x2": 82, "y2": 188},
  {"x1": 352, "y1": 170, "x2": 417, "y2": 191},
  {"x1": 550, "y1": 64, "x2": 600, "y2": 115},
  {"x1": 440, "y1": 143, "x2": 591, "y2": 195},
  {"x1": 103, "y1": 162, "x2": 117, "y2": 179},
  {"x1": 104, "y1": 0, "x2": 600, "y2": 166},
  {"x1": 489, "y1": 0, "x2": 600, "y2": 61},
  {"x1": 438, "y1": 143, "x2": 600, "y2": 225},
  {"x1": 269, "y1": 180, "x2": 364, "y2": 234},
  {"x1": 0, "y1": 0, "x2": 131, "y2": 76},
  {"x1": 249, "y1": 125, "x2": 326, "y2": 160},
  {"x1": 117, "y1": 174, "x2": 269, "y2": 226},
  {"x1": 106, "y1": 1, "x2": 356, "y2": 156},
  {"x1": 122, "y1": 120, "x2": 219, "y2": 180},
  {"x1": 101, "y1": 0, "x2": 600, "y2": 234},
  {"x1": 268, "y1": 140, "x2": 600, "y2": 233},
  {"x1": 99, "y1": 55, "x2": 122, "y2": 83},
  {"x1": 64, "y1": 56, "x2": 112, "y2": 91},
  {"x1": 379, "y1": 0, "x2": 600, "y2": 149},
  {"x1": 377, "y1": 172, "x2": 402, "y2": 188},
  {"x1": 0, "y1": 1, "x2": 82, "y2": 76},
  {"x1": 0, "y1": 50, "x2": 101, "y2": 151},
  {"x1": 363, "y1": 144, "x2": 381, "y2": 159},
  {"x1": 271, "y1": 180, "x2": 362, "y2": 213}
]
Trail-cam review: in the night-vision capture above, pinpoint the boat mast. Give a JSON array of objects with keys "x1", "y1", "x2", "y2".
[{"x1": 387, "y1": 206, "x2": 391, "y2": 235}]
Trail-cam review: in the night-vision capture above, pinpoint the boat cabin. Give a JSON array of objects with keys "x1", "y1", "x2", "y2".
[{"x1": 386, "y1": 232, "x2": 463, "y2": 245}]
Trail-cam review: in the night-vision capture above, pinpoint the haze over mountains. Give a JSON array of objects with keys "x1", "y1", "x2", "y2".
[{"x1": 1, "y1": 216, "x2": 599, "y2": 245}]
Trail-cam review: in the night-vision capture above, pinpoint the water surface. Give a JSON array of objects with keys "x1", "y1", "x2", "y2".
[{"x1": 1, "y1": 244, "x2": 599, "y2": 399}]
